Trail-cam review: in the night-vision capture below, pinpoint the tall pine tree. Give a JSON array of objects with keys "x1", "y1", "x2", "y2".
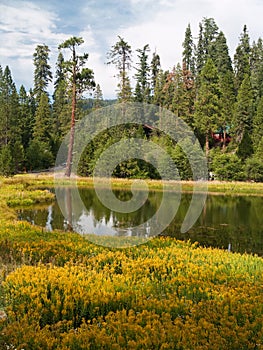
[
  {"x1": 33, "y1": 44, "x2": 53, "y2": 103},
  {"x1": 107, "y1": 36, "x2": 132, "y2": 102},
  {"x1": 58, "y1": 36, "x2": 95, "y2": 177},
  {"x1": 134, "y1": 44, "x2": 151, "y2": 103},
  {"x1": 194, "y1": 58, "x2": 221, "y2": 157},
  {"x1": 182, "y1": 24, "x2": 195, "y2": 74},
  {"x1": 234, "y1": 25, "x2": 251, "y2": 90}
]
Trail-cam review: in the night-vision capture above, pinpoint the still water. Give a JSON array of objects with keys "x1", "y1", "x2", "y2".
[{"x1": 18, "y1": 187, "x2": 263, "y2": 255}]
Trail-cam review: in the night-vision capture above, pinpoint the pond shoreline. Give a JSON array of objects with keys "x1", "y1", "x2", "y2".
[{"x1": 3, "y1": 173, "x2": 263, "y2": 196}]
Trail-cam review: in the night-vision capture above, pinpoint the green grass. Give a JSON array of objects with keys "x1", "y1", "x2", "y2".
[{"x1": 3, "y1": 173, "x2": 263, "y2": 195}]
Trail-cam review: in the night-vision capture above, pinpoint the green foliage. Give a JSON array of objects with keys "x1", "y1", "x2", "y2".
[
  {"x1": 150, "y1": 51, "x2": 161, "y2": 98},
  {"x1": 245, "y1": 156, "x2": 263, "y2": 182},
  {"x1": 182, "y1": 23, "x2": 195, "y2": 73},
  {"x1": 234, "y1": 74, "x2": 254, "y2": 142},
  {"x1": 33, "y1": 44, "x2": 52, "y2": 103},
  {"x1": 134, "y1": 44, "x2": 151, "y2": 103},
  {"x1": 33, "y1": 93, "x2": 53, "y2": 145},
  {"x1": 26, "y1": 140, "x2": 54, "y2": 171},
  {"x1": 237, "y1": 129, "x2": 254, "y2": 160},
  {"x1": 252, "y1": 95, "x2": 263, "y2": 149},
  {"x1": 210, "y1": 150, "x2": 245, "y2": 181},
  {"x1": 0, "y1": 145, "x2": 14, "y2": 176},
  {"x1": 194, "y1": 58, "x2": 221, "y2": 155},
  {"x1": 107, "y1": 36, "x2": 132, "y2": 102},
  {"x1": 93, "y1": 84, "x2": 104, "y2": 109},
  {"x1": 1, "y1": 19, "x2": 263, "y2": 181},
  {"x1": 234, "y1": 25, "x2": 251, "y2": 89}
]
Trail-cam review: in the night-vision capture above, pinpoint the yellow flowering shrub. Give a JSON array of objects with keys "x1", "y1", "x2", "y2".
[
  {"x1": 0, "y1": 178, "x2": 263, "y2": 349},
  {"x1": 0, "y1": 233, "x2": 263, "y2": 349}
]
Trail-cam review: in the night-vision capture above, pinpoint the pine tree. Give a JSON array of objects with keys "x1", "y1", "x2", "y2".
[
  {"x1": 93, "y1": 84, "x2": 104, "y2": 109},
  {"x1": 150, "y1": 51, "x2": 161, "y2": 99},
  {"x1": 19, "y1": 85, "x2": 34, "y2": 150},
  {"x1": 33, "y1": 92, "x2": 53, "y2": 145},
  {"x1": 0, "y1": 66, "x2": 23, "y2": 173},
  {"x1": 182, "y1": 24, "x2": 195, "y2": 74},
  {"x1": 53, "y1": 52, "x2": 71, "y2": 139},
  {"x1": 234, "y1": 25, "x2": 251, "y2": 90},
  {"x1": 107, "y1": 36, "x2": 132, "y2": 102},
  {"x1": 214, "y1": 31, "x2": 233, "y2": 74},
  {"x1": 152, "y1": 69, "x2": 167, "y2": 106},
  {"x1": 194, "y1": 58, "x2": 221, "y2": 157},
  {"x1": 212, "y1": 31, "x2": 236, "y2": 150},
  {"x1": 233, "y1": 74, "x2": 254, "y2": 144},
  {"x1": 218, "y1": 71, "x2": 236, "y2": 149},
  {"x1": 250, "y1": 38, "x2": 263, "y2": 100},
  {"x1": 58, "y1": 36, "x2": 95, "y2": 177},
  {"x1": 252, "y1": 95, "x2": 263, "y2": 149},
  {"x1": 162, "y1": 67, "x2": 177, "y2": 111},
  {"x1": 196, "y1": 22, "x2": 205, "y2": 75},
  {"x1": 202, "y1": 17, "x2": 219, "y2": 56},
  {"x1": 195, "y1": 18, "x2": 219, "y2": 75},
  {"x1": 0, "y1": 145, "x2": 14, "y2": 176},
  {"x1": 134, "y1": 44, "x2": 151, "y2": 103},
  {"x1": 33, "y1": 44, "x2": 52, "y2": 103},
  {"x1": 54, "y1": 51, "x2": 65, "y2": 90}
]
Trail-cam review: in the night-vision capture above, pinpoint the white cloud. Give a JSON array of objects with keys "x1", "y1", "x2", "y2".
[
  {"x1": 116, "y1": 0, "x2": 263, "y2": 74},
  {"x1": 1, "y1": 0, "x2": 263, "y2": 99},
  {"x1": 0, "y1": 1, "x2": 67, "y2": 90}
]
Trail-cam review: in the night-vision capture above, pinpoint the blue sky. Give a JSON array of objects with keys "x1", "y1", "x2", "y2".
[{"x1": 1, "y1": 0, "x2": 263, "y2": 98}]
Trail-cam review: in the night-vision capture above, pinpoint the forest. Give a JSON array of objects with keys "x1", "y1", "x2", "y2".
[{"x1": 0, "y1": 17, "x2": 263, "y2": 181}]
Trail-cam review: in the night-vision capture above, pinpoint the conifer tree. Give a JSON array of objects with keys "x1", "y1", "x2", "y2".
[
  {"x1": 19, "y1": 85, "x2": 34, "y2": 150},
  {"x1": 234, "y1": 25, "x2": 251, "y2": 90},
  {"x1": 0, "y1": 66, "x2": 23, "y2": 173},
  {"x1": 250, "y1": 38, "x2": 263, "y2": 99},
  {"x1": 214, "y1": 31, "x2": 233, "y2": 74},
  {"x1": 202, "y1": 17, "x2": 219, "y2": 56},
  {"x1": 0, "y1": 67, "x2": 20, "y2": 145},
  {"x1": 233, "y1": 74, "x2": 254, "y2": 144},
  {"x1": 134, "y1": 44, "x2": 151, "y2": 103},
  {"x1": 0, "y1": 145, "x2": 14, "y2": 176},
  {"x1": 182, "y1": 24, "x2": 195, "y2": 74},
  {"x1": 107, "y1": 36, "x2": 132, "y2": 102},
  {"x1": 58, "y1": 36, "x2": 95, "y2": 177},
  {"x1": 150, "y1": 51, "x2": 161, "y2": 99},
  {"x1": 196, "y1": 22, "x2": 205, "y2": 75},
  {"x1": 33, "y1": 92, "x2": 53, "y2": 145},
  {"x1": 152, "y1": 69, "x2": 167, "y2": 106},
  {"x1": 162, "y1": 68, "x2": 177, "y2": 111},
  {"x1": 194, "y1": 58, "x2": 221, "y2": 157},
  {"x1": 218, "y1": 71, "x2": 236, "y2": 149},
  {"x1": 195, "y1": 18, "x2": 219, "y2": 75},
  {"x1": 93, "y1": 84, "x2": 104, "y2": 109},
  {"x1": 252, "y1": 95, "x2": 263, "y2": 149},
  {"x1": 33, "y1": 44, "x2": 52, "y2": 103},
  {"x1": 53, "y1": 51, "x2": 71, "y2": 139}
]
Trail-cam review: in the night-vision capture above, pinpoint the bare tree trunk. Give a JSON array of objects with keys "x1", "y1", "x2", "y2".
[
  {"x1": 223, "y1": 127, "x2": 226, "y2": 151},
  {"x1": 65, "y1": 187, "x2": 73, "y2": 231},
  {"x1": 205, "y1": 132, "x2": 209, "y2": 158},
  {"x1": 65, "y1": 52, "x2": 76, "y2": 177}
]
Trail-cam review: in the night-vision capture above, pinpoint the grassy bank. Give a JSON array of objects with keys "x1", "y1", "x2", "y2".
[
  {"x1": 0, "y1": 175, "x2": 262, "y2": 349},
  {"x1": 5, "y1": 173, "x2": 263, "y2": 195}
]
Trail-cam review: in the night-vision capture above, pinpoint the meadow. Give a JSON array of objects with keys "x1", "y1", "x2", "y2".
[{"x1": 0, "y1": 175, "x2": 263, "y2": 349}]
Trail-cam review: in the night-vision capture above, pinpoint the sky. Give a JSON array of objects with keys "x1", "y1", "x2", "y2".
[{"x1": 1, "y1": 0, "x2": 263, "y2": 99}]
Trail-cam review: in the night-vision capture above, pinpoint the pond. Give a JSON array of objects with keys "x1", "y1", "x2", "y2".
[{"x1": 17, "y1": 187, "x2": 263, "y2": 255}]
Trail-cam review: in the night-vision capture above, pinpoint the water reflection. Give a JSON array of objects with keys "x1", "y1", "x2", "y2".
[{"x1": 17, "y1": 187, "x2": 263, "y2": 255}]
